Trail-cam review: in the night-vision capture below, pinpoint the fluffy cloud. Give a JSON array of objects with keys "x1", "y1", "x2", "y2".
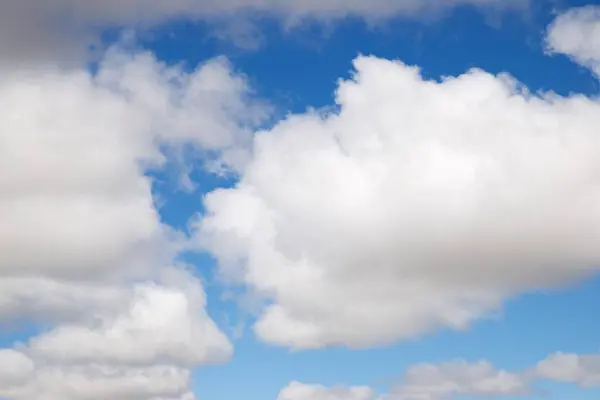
[
  {"x1": 535, "y1": 352, "x2": 600, "y2": 387},
  {"x1": 277, "y1": 360, "x2": 527, "y2": 400},
  {"x1": 0, "y1": 362, "x2": 195, "y2": 400},
  {"x1": 279, "y1": 352, "x2": 600, "y2": 400},
  {"x1": 390, "y1": 360, "x2": 528, "y2": 399},
  {"x1": 0, "y1": 43, "x2": 264, "y2": 399},
  {"x1": 27, "y1": 277, "x2": 231, "y2": 368},
  {"x1": 197, "y1": 38, "x2": 600, "y2": 348},
  {"x1": 0, "y1": 273, "x2": 229, "y2": 399},
  {"x1": 0, "y1": 350, "x2": 35, "y2": 388},
  {"x1": 278, "y1": 381, "x2": 375, "y2": 400},
  {"x1": 0, "y1": 0, "x2": 523, "y2": 65},
  {"x1": 0, "y1": 45, "x2": 257, "y2": 282},
  {"x1": 546, "y1": 6, "x2": 600, "y2": 78}
]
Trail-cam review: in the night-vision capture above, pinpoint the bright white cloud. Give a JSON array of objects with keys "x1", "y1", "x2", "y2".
[
  {"x1": 546, "y1": 6, "x2": 600, "y2": 78},
  {"x1": 197, "y1": 50, "x2": 600, "y2": 349},
  {"x1": 0, "y1": 43, "x2": 266, "y2": 399},
  {"x1": 0, "y1": 0, "x2": 524, "y2": 65},
  {"x1": 535, "y1": 352, "x2": 600, "y2": 387}
]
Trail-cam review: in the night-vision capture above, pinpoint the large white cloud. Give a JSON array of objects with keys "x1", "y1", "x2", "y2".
[
  {"x1": 546, "y1": 5, "x2": 600, "y2": 78},
  {"x1": 197, "y1": 26, "x2": 600, "y2": 348},
  {"x1": 0, "y1": 45, "x2": 257, "y2": 281},
  {"x1": 0, "y1": 43, "x2": 265, "y2": 399},
  {"x1": 0, "y1": 0, "x2": 524, "y2": 65}
]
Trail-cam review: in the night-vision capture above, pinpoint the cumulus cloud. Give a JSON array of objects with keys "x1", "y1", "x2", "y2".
[
  {"x1": 0, "y1": 350, "x2": 35, "y2": 388},
  {"x1": 197, "y1": 48, "x2": 600, "y2": 349},
  {"x1": 279, "y1": 352, "x2": 600, "y2": 400},
  {"x1": 0, "y1": 276, "x2": 128, "y2": 323},
  {"x1": 546, "y1": 5, "x2": 600, "y2": 78},
  {"x1": 27, "y1": 275, "x2": 232, "y2": 368},
  {"x1": 0, "y1": 43, "x2": 265, "y2": 399},
  {"x1": 277, "y1": 360, "x2": 528, "y2": 400},
  {"x1": 0, "y1": 272, "x2": 229, "y2": 400},
  {"x1": 0, "y1": 44, "x2": 260, "y2": 283},
  {"x1": 0, "y1": 361, "x2": 195, "y2": 400},
  {"x1": 277, "y1": 381, "x2": 375, "y2": 400},
  {"x1": 390, "y1": 360, "x2": 528, "y2": 399},
  {"x1": 535, "y1": 352, "x2": 600, "y2": 387},
  {"x1": 0, "y1": 0, "x2": 524, "y2": 65}
]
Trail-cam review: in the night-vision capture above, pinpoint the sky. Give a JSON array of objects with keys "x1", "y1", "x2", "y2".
[{"x1": 0, "y1": 0, "x2": 600, "y2": 399}]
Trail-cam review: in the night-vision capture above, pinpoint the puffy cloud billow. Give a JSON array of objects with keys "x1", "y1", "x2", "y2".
[
  {"x1": 197, "y1": 8, "x2": 600, "y2": 349},
  {"x1": 0, "y1": 43, "x2": 266, "y2": 399},
  {"x1": 277, "y1": 360, "x2": 528, "y2": 400},
  {"x1": 278, "y1": 382, "x2": 375, "y2": 400},
  {"x1": 535, "y1": 352, "x2": 600, "y2": 387},
  {"x1": 546, "y1": 5, "x2": 600, "y2": 78},
  {"x1": 277, "y1": 352, "x2": 600, "y2": 400}
]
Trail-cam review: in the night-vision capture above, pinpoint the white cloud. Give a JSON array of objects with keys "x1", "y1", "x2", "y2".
[
  {"x1": 0, "y1": 350, "x2": 35, "y2": 388},
  {"x1": 28, "y1": 273, "x2": 232, "y2": 368},
  {"x1": 0, "y1": 45, "x2": 259, "y2": 282},
  {"x1": 535, "y1": 352, "x2": 600, "y2": 387},
  {"x1": 546, "y1": 6, "x2": 600, "y2": 77},
  {"x1": 0, "y1": 362, "x2": 195, "y2": 400},
  {"x1": 277, "y1": 360, "x2": 527, "y2": 400},
  {"x1": 390, "y1": 360, "x2": 528, "y2": 399},
  {"x1": 0, "y1": 0, "x2": 524, "y2": 65},
  {"x1": 277, "y1": 381, "x2": 376, "y2": 400},
  {"x1": 197, "y1": 51, "x2": 600, "y2": 349},
  {"x1": 0, "y1": 272, "x2": 228, "y2": 400},
  {"x1": 0, "y1": 43, "x2": 265, "y2": 399},
  {"x1": 0, "y1": 276, "x2": 128, "y2": 323},
  {"x1": 279, "y1": 352, "x2": 600, "y2": 400}
]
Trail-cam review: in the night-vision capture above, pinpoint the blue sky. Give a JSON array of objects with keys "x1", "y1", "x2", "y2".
[
  {"x1": 1, "y1": 1, "x2": 600, "y2": 399},
  {"x1": 140, "y1": 0, "x2": 599, "y2": 102}
]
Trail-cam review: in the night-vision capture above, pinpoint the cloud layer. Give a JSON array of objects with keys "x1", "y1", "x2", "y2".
[
  {"x1": 0, "y1": 0, "x2": 523, "y2": 65},
  {"x1": 198, "y1": 21, "x2": 600, "y2": 349}
]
